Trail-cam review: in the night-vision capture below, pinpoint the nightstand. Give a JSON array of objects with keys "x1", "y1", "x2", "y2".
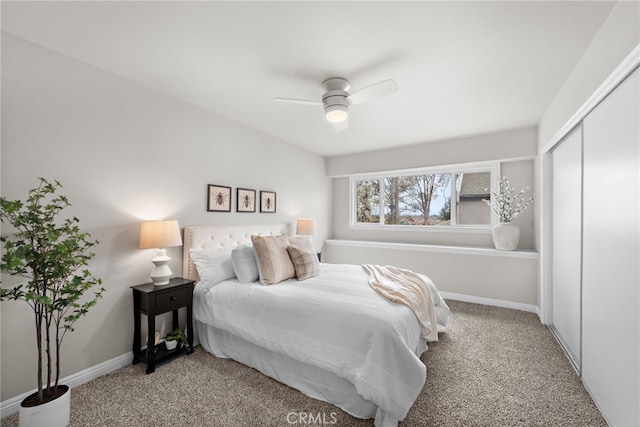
[{"x1": 131, "y1": 277, "x2": 195, "y2": 374}]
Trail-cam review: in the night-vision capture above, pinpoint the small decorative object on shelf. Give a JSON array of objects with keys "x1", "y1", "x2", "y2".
[
  {"x1": 166, "y1": 328, "x2": 189, "y2": 351},
  {"x1": 483, "y1": 175, "x2": 535, "y2": 251}
]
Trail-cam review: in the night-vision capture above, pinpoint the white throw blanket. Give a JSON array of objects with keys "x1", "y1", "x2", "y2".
[{"x1": 363, "y1": 264, "x2": 447, "y2": 342}]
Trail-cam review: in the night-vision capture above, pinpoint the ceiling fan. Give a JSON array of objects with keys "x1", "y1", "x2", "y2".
[{"x1": 273, "y1": 77, "x2": 398, "y2": 132}]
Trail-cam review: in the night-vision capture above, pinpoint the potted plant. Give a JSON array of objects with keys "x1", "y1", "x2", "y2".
[
  {"x1": 483, "y1": 175, "x2": 535, "y2": 250},
  {"x1": 165, "y1": 328, "x2": 189, "y2": 351},
  {"x1": 0, "y1": 178, "x2": 105, "y2": 426}
]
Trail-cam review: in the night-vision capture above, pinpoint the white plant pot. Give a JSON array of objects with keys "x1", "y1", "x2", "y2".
[
  {"x1": 19, "y1": 385, "x2": 70, "y2": 427},
  {"x1": 492, "y1": 222, "x2": 520, "y2": 251},
  {"x1": 165, "y1": 340, "x2": 178, "y2": 350}
]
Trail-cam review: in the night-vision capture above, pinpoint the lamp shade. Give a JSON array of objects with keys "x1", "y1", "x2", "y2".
[
  {"x1": 139, "y1": 220, "x2": 182, "y2": 249},
  {"x1": 296, "y1": 218, "x2": 318, "y2": 236}
]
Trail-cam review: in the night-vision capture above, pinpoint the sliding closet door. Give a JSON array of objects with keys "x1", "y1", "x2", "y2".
[
  {"x1": 550, "y1": 125, "x2": 582, "y2": 370},
  {"x1": 582, "y1": 68, "x2": 639, "y2": 427}
]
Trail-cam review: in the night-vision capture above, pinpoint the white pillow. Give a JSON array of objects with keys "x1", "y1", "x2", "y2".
[
  {"x1": 231, "y1": 246, "x2": 259, "y2": 283},
  {"x1": 190, "y1": 248, "x2": 235, "y2": 289}
]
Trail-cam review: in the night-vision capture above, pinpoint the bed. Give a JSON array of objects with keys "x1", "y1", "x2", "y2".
[{"x1": 182, "y1": 223, "x2": 449, "y2": 427}]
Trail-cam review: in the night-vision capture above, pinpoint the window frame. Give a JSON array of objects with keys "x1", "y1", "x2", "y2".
[{"x1": 349, "y1": 161, "x2": 500, "y2": 233}]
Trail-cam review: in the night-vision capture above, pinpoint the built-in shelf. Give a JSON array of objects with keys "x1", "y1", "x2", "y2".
[{"x1": 324, "y1": 239, "x2": 538, "y2": 259}]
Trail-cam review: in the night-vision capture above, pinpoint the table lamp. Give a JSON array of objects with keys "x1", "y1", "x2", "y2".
[
  {"x1": 296, "y1": 218, "x2": 317, "y2": 238},
  {"x1": 139, "y1": 219, "x2": 182, "y2": 285}
]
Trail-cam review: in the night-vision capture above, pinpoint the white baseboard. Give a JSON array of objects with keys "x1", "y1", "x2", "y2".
[
  {"x1": 0, "y1": 352, "x2": 133, "y2": 418},
  {"x1": 441, "y1": 291, "x2": 540, "y2": 317}
]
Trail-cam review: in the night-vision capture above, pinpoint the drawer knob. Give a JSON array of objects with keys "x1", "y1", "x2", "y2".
[{"x1": 170, "y1": 296, "x2": 177, "y2": 301}]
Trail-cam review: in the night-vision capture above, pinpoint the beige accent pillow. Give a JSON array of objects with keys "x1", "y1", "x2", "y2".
[
  {"x1": 251, "y1": 234, "x2": 296, "y2": 285},
  {"x1": 287, "y1": 242, "x2": 320, "y2": 281}
]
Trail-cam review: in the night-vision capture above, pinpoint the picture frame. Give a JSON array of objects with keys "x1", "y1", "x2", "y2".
[
  {"x1": 236, "y1": 188, "x2": 256, "y2": 213},
  {"x1": 207, "y1": 184, "x2": 232, "y2": 212},
  {"x1": 260, "y1": 191, "x2": 276, "y2": 213}
]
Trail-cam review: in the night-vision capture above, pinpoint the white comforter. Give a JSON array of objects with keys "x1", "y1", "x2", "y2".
[{"x1": 193, "y1": 263, "x2": 449, "y2": 425}]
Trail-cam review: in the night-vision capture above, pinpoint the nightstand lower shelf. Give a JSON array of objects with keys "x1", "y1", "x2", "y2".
[{"x1": 132, "y1": 343, "x2": 191, "y2": 369}]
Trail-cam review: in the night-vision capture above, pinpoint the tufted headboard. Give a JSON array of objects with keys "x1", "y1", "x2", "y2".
[{"x1": 182, "y1": 223, "x2": 292, "y2": 281}]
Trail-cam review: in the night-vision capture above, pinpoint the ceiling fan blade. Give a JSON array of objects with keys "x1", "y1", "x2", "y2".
[
  {"x1": 272, "y1": 97, "x2": 322, "y2": 106},
  {"x1": 332, "y1": 117, "x2": 349, "y2": 132},
  {"x1": 347, "y1": 79, "x2": 398, "y2": 105}
]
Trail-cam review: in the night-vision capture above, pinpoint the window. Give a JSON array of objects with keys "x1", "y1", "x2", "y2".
[
  {"x1": 351, "y1": 164, "x2": 497, "y2": 230},
  {"x1": 454, "y1": 171, "x2": 492, "y2": 225},
  {"x1": 355, "y1": 179, "x2": 380, "y2": 223}
]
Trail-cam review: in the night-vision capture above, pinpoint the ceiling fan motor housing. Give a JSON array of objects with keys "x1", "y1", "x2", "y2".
[{"x1": 322, "y1": 78, "x2": 350, "y2": 122}]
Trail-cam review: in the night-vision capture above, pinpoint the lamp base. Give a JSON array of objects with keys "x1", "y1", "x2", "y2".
[
  {"x1": 149, "y1": 249, "x2": 173, "y2": 286},
  {"x1": 150, "y1": 276, "x2": 171, "y2": 286}
]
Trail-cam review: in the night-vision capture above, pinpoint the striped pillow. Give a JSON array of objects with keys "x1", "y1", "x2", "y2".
[
  {"x1": 251, "y1": 234, "x2": 296, "y2": 285},
  {"x1": 287, "y1": 242, "x2": 320, "y2": 281}
]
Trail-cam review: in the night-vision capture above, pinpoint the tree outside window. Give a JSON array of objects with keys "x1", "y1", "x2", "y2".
[
  {"x1": 356, "y1": 179, "x2": 379, "y2": 223},
  {"x1": 353, "y1": 167, "x2": 494, "y2": 228}
]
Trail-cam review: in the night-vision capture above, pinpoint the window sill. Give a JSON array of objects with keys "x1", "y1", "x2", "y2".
[
  {"x1": 325, "y1": 239, "x2": 539, "y2": 259},
  {"x1": 349, "y1": 223, "x2": 493, "y2": 234}
]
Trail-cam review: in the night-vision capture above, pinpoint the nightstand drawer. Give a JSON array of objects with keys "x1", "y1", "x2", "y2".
[{"x1": 155, "y1": 287, "x2": 191, "y2": 313}]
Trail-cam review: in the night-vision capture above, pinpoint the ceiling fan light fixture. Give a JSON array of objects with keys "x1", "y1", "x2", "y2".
[
  {"x1": 274, "y1": 76, "x2": 397, "y2": 132},
  {"x1": 325, "y1": 104, "x2": 348, "y2": 123}
]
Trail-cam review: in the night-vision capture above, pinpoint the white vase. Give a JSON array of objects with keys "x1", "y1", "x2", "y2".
[
  {"x1": 165, "y1": 340, "x2": 177, "y2": 350},
  {"x1": 19, "y1": 385, "x2": 70, "y2": 427},
  {"x1": 492, "y1": 222, "x2": 520, "y2": 251}
]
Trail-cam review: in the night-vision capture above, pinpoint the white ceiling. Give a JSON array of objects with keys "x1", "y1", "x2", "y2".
[{"x1": 1, "y1": 1, "x2": 615, "y2": 157}]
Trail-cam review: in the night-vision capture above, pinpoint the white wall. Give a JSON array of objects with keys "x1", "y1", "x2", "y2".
[
  {"x1": 324, "y1": 241, "x2": 538, "y2": 307},
  {"x1": 326, "y1": 127, "x2": 537, "y2": 177},
  {"x1": 325, "y1": 127, "x2": 538, "y2": 307},
  {"x1": 538, "y1": 1, "x2": 640, "y2": 149},
  {"x1": 0, "y1": 33, "x2": 332, "y2": 401},
  {"x1": 328, "y1": 128, "x2": 538, "y2": 249}
]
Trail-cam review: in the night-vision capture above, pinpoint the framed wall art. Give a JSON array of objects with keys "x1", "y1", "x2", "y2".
[
  {"x1": 236, "y1": 188, "x2": 256, "y2": 213},
  {"x1": 260, "y1": 191, "x2": 276, "y2": 213},
  {"x1": 207, "y1": 184, "x2": 231, "y2": 212}
]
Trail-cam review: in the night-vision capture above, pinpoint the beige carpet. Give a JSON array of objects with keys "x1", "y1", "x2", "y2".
[{"x1": 2, "y1": 301, "x2": 606, "y2": 426}]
